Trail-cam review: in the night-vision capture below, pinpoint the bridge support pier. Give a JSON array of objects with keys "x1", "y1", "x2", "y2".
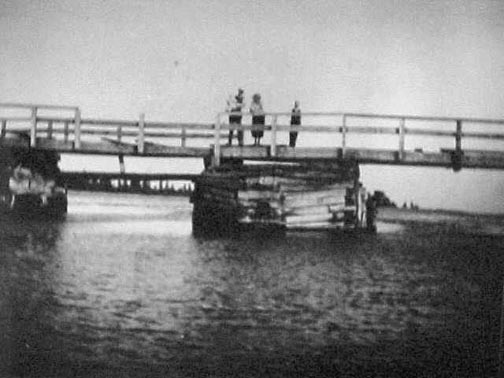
[
  {"x1": 191, "y1": 159, "x2": 369, "y2": 235},
  {"x1": 0, "y1": 146, "x2": 67, "y2": 217}
]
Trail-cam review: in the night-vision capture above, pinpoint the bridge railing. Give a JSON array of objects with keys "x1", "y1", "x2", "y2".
[
  {"x1": 2, "y1": 103, "x2": 503, "y2": 167},
  {"x1": 0, "y1": 103, "x2": 227, "y2": 154},
  {"x1": 214, "y1": 111, "x2": 504, "y2": 165}
]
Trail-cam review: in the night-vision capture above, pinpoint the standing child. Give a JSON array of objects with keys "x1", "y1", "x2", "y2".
[
  {"x1": 227, "y1": 88, "x2": 245, "y2": 146},
  {"x1": 250, "y1": 93, "x2": 265, "y2": 146}
]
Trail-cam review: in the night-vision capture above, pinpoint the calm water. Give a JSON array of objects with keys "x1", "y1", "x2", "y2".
[{"x1": 1, "y1": 191, "x2": 504, "y2": 377}]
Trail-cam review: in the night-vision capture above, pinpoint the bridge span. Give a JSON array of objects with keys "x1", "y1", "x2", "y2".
[
  {"x1": 1, "y1": 102, "x2": 504, "y2": 170},
  {"x1": 2, "y1": 102, "x2": 503, "y2": 231}
]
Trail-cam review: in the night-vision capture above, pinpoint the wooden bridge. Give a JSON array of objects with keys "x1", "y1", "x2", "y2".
[{"x1": 1, "y1": 102, "x2": 504, "y2": 170}]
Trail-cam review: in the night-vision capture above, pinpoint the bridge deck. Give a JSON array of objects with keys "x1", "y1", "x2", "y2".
[{"x1": 1, "y1": 103, "x2": 504, "y2": 170}]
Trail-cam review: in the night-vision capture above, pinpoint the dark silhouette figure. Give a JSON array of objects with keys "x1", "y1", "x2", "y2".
[
  {"x1": 289, "y1": 101, "x2": 301, "y2": 147},
  {"x1": 227, "y1": 88, "x2": 244, "y2": 146}
]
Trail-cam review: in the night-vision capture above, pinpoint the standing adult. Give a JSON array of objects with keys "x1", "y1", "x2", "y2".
[
  {"x1": 227, "y1": 88, "x2": 244, "y2": 146},
  {"x1": 289, "y1": 100, "x2": 301, "y2": 147},
  {"x1": 250, "y1": 93, "x2": 265, "y2": 146}
]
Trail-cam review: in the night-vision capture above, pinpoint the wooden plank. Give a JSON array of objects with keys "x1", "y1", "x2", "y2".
[
  {"x1": 461, "y1": 150, "x2": 504, "y2": 169},
  {"x1": 221, "y1": 145, "x2": 270, "y2": 158},
  {"x1": 80, "y1": 140, "x2": 136, "y2": 154},
  {"x1": 402, "y1": 151, "x2": 452, "y2": 166},
  {"x1": 286, "y1": 221, "x2": 344, "y2": 230},
  {"x1": 346, "y1": 126, "x2": 398, "y2": 135},
  {"x1": 405, "y1": 128, "x2": 455, "y2": 137},
  {"x1": 343, "y1": 111, "x2": 504, "y2": 125},
  {"x1": 286, "y1": 213, "x2": 334, "y2": 224},
  {"x1": 343, "y1": 148, "x2": 396, "y2": 162},
  {"x1": 283, "y1": 195, "x2": 346, "y2": 210},
  {"x1": 237, "y1": 190, "x2": 282, "y2": 201},
  {"x1": 279, "y1": 181, "x2": 353, "y2": 192},
  {"x1": 101, "y1": 136, "x2": 137, "y2": 147},
  {"x1": 36, "y1": 138, "x2": 74, "y2": 151},
  {"x1": 276, "y1": 146, "x2": 341, "y2": 159},
  {"x1": 284, "y1": 188, "x2": 347, "y2": 202},
  {"x1": 143, "y1": 142, "x2": 211, "y2": 157},
  {"x1": 284, "y1": 199, "x2": 346, "y2": 213},
  {"x1": 284, "y1": 205, "x2": 331, "y2": 216},
  {"x1": 282, "y1": 203, "x2": 354, "y2": 215},
  {"x1": 0, "y1": 103, "x2": 78, "y2": 111},
  {"x1": 461, "y1": 132, "x2": 504, "y2": 140},
  {"x1": 35, "y1": 128, "x2": 224, "y2": 139}
]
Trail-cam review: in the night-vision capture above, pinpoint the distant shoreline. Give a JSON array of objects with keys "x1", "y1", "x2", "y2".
[
  {"x1": 377, "y1": 206, "x2": 504, "y2": 236},
  {"x1": 378, "y1": 206, "x2": 504, "y2": 219}
]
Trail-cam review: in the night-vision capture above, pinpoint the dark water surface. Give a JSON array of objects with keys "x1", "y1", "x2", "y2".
[{"x1": 1, "y1": 191, "x2": 503, "y2": 377}]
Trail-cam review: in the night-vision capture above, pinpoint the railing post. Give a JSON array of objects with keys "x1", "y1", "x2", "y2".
[
  {"x1": 74, "y1": 108, "x2": 81, "y2": 149},
  {"x1": 118, "y1": 154, "x2": 125, "y2": 189},
  {"x1": 1, "y1": 120, "x2": 6, "y2": 139},
  {"x1": 30, "y1": 107, "x2": 37, "y2": 147},
  {"x1": 271, "y1": 115, "x2": 277, "y2": 157},
  {"x1": 63, "y1": 121, "x2": 69, "y2": 143},
  {"x1": 117, "y1": 125, "x2": 122, "y2": 143},
  {"x1": 181, "y1": 126, "x2": 186, "y2": 148},
  {"x1": 341, "y1": 114, "x2": 347, "y2": 153},
  {"x1": 398, "y1": 118, "x2": 405, "y2": 160},
  {"x1": 455, "y1": 120, "x2": 462, "y2": 153},
  {"x1": 47, "y1": 120, "x2": 53, "y2": 139},
  {"x1": 138, "y1": 113, "x2": 145, "y2": 154},
  {"x1": 214, "y1": 114, "x2": 221, "y2": 167}
]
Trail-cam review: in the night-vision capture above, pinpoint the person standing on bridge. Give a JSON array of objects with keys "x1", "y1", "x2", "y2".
[
  {"x1": 227, "y1": 88, "x2": 245, "y2": 146},
  {"x1": 250, "y1": 93, "x2": 265, "y2": 146},
  {"x1": 289, "y1": 100, "x2": 301, "y2": 147}
]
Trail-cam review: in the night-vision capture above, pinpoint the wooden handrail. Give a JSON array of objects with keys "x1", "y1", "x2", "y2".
[
  {"x1": 0, "y1": 102, "x2": 78, "y2": 111},
  {"x1": 1, "y1": 103, "x2": 503, "y2": 168}
]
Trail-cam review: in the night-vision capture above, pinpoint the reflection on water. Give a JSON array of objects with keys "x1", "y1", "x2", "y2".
[{"x1": 0, "y1": 191, "x2": 503, "y2": 377}]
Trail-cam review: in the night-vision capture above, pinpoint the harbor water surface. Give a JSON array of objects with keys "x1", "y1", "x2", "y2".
[{"x1": 1, "y1": 191, "x2": 503, "y2": 377}]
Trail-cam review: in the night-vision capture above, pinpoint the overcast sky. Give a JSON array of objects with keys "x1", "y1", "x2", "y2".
[{"x1": 1, "y1": 0, "x2": 503, "y2": 212}]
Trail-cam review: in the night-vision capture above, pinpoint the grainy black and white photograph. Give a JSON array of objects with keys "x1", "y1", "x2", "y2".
[{"x1": 1, "y1": 0, "x2": 504, "y2": 377}]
